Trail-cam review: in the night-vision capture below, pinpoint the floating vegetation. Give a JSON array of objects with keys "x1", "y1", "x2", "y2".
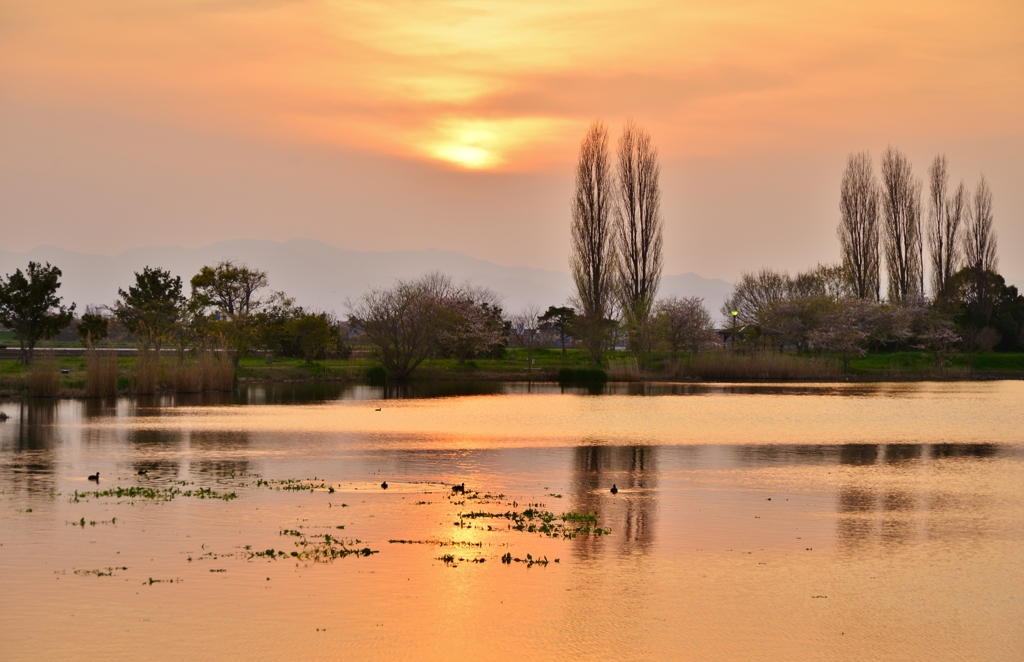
[
  {"x1": 464, "y1": 491, "x2": 505, "y2": 501},
  {"x1": 251, "y1": 532, "x2": 377, "y2": 562},
  {"x1": 277, "y1": 479, "x2": 329, "y2": 492},
  {"x1": 71, "y1": 485, "x2": 237, "y2": 502},
  {"x1": 388, "y1": 539, "x2": 483, "y2": 547},
  {"x1": 75, "y1": 566, "x2": 128, "y2": 577},
  {"x1": 437, "y1": 554, "x2": 486, "y2": 567},
  {"x1": 500, "y1": 553, "x2": 554, "y2": 568},
  {"x1": 69, "y1": 517, "x2": 116, "y2": 527},
  {"x1": 457, "y1": 509, "x2": 610, "y2": 539},
  {"x1": 547, "y1": 493, "x2": 563, "y2": 499},
  {"x1": 256, "y1": 478, "x2": 349, "y2": 493},
  {"x1": 147, "y1": 577, "x2": 182, "y2": 585},
  {"x1": 210, "y1": 569, "x2": 227, "y2": 573}
]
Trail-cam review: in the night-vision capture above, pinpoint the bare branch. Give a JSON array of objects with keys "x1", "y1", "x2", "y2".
[
  {"x1": 838, "y1": 151, "x2": 881, "y2": 300},
  {"x1": 880, "y1": 147, "x2": 923, "y2": 301}
]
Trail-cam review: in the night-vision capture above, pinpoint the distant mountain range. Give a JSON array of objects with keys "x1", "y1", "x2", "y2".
[{"x1": 0, "y1": 239, "x2": 735, "y2": 316}]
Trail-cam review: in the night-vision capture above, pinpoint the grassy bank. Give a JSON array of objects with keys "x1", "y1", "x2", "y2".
[{"x1": 2, "y1": 349, "x2": 1022, "y2": 398}]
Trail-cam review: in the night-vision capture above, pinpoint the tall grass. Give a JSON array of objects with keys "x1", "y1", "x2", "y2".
[
  {"x1": 85, "y1": 352, "x2": 119, "y2": 397},
  {"x1": 607, "y1": 358, "x2": 641, "y2": 381},
  {"x1": 28, "y1": 358, "x2": 61, "y2": 397},
  {"x1": 678, "y1": 351, "x2": 840, "y2": 381},
  {"x1": 166, "y1": 352, "x2": 235, "y2": 393},
  {"x1": 132, "y1": 351, "x2": 159, "y2": 395}
]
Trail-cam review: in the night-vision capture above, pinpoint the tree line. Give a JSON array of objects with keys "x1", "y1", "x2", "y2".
[
  {"x1": 723, "y1": 147, "x2": 1022, "y2": 364},
  {"x1": 2, "y1": 135, "x2": 1020, "y2": 380},
  {"x1": 0, "y1": 261, "x2": 348, "y2": 365}
]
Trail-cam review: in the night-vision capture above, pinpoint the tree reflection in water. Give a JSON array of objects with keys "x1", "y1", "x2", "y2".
[
  {"x1": 188, "y1": 431, "x2": 251, "y2": 477},
  {"x1": 571, "y1": 445, "x2": 658, "y2": 559},
  {"x1": 836, "y1": 443, "x2": 1003, "y2": 553},
  {"x1": 0, "y1": 400, "x2": 60, "y2": 495},
  {"x1": 127, "y1": 428, "x2": 185, "y2": 478}
]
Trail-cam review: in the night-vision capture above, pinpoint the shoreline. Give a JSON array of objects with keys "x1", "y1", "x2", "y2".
[{"x1": 2, "y1": 371, "x2": 1022, "y2": 401}]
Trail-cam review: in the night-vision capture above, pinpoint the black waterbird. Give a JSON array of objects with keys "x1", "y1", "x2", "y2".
[
  {"x1": 451, "y1": 483, "x2": 465, "y2": 494},
  {"x1": 381, "y1": 480, "x2": 388, "y2": 490},
  {"x1": 88, "y1": 472, "x2": 100, "y2": 482},
  {"x1": 610, "y1": 484, "x2": 618, "y2": 495},
  {"x1": 138, "y1": 469, "x2": 148, "y2": 476}
]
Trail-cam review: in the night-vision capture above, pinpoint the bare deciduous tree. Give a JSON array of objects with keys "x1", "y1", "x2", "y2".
[
  {"x1": 614, "y1": 120, "x2": 663, "y2": 342},
  {"x1": 936, "y1": 178, "x2": 967, "y2": 297},
  {"x1": 926, "y1": 155, "x2": 964, "y2": 297},
  {"x1": 962, "y1": 174, "x2": 998, "y2": 312},
  {"x1": 790, "y1": 263, "x2": 851, "y2": 300},
  {"x1": 655, "y1": 297, "x2": 715, "y2": 363},
  {"x1": 721, "y1": 268, "x2": 791, "y2": 325},
  {"x1": 569, "y1": 121, "x2": 615, "y2": 363},
  {"x1": 963, "y1": 174, "x2": 997, "y2": 274},
  {"x1": 347, "y1": 274, "x2": 447, "y2": 380},
  {"x1": 509, "y1": 305, "x2": 543, "y2": 371},
  {"x1": 838, "y1": 151, "x2": 881, "y2": 300},
  {"x1": 880, "y1": 147, "x2": 923, "y2": 301}
]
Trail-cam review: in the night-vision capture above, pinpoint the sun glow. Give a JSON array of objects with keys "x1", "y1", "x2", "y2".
[
  {"x1": 421, "y1": 117, "x2": 569, "y2": 170},
  {"x1": 3, "y1": 1, "x2": 1021, "y2": 172}
]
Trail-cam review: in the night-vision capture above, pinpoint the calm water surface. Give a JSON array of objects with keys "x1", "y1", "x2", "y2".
[{"x1": 1, "y1": 381, "x2": 1022, "y2": 661}]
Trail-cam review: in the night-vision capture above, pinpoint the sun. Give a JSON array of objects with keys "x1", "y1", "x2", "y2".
[{"x1": 419, "y1": 116, "x2": 567, "y2": 170}]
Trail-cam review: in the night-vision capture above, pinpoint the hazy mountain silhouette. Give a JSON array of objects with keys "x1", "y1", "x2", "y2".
[{"x1": 0, "y1": 238, "x2": 734, "y2": 315}]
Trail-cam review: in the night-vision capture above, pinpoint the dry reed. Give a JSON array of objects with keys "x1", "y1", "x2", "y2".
[
  {"x1": 85, "y1": 352, "x2": 119, "y2": 397},
  {"x1": 28, "y1": 358, "x2": 61, "y2": 397},
  {"x1": 166, "y1": 352, "x2": 234, "y2": 393},
  {"x1": 679, "y1": 351, "x2": 840, "y2": 381},
  {"x1": 607, "y1": 358, "x2": 641, "y2": 381},
  {"x1": 132, "y1": 351, "x2": 159, "y2": 395},
  {"x1": 201, "y1": 352, "x2": 235, "y2": 392}
]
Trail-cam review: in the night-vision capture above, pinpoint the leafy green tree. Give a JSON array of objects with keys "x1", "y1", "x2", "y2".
[
  {"x1": 538, "y1": 306, "x2": 576, "y2": 356},
  {"x1": 114, "y1": 267, "x2": 185, "y2": 353},
  {"x1": 190, "y1": 261, "x2": 269, "y2": 365},
  {"x1": 76, "y1": 312, "x2": 109, "y2": 350},
  {"x1": 0, "y1": 262, "x2": 75, "y2": 364},
  {"x1": 938, "y1": 267, "x2": 1024, "y2": 351},
  {"x1": 288, "y1": 313, "x2": 336, "y2": 364},
  {"x1": 254, "y1": 291, "x2": 299, "y2": 357}
]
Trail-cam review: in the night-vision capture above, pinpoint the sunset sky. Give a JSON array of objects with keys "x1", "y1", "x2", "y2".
[{"x1": 2, "y1": 0, "x2": 1022, "y2": 282}]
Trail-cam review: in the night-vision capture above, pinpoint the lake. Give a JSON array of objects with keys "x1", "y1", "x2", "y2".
[{"x1": 2, "y1": 381, "x2": 1022, "y2": 661}]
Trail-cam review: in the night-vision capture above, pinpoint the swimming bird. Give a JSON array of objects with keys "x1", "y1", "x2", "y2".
[
  {"x1": 88, "y1": 472, "x2": 100, "y2": 482},
  {"x1": 451, "y1": 483, "x2": 465, "y2": 494},
  {"x1": 610, "y1": 484, "x2": 618, "y2": 495},
  {"x1": 138, "y1": 469, "x2": 148, "y2": 476},
  {"x1": 375, "y1": 408, "x2": 381, "y2": 412},
  {"x1": 381, "y1": 480, "x2": 388, "y2": 490},
  {"x1": 0, "y1": 412, "x2": 9, "y2": 421}
]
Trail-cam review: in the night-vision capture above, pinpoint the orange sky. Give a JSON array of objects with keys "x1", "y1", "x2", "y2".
[{"x1": 1, "y1": 0, "x2": 1022, "y2": 281}]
